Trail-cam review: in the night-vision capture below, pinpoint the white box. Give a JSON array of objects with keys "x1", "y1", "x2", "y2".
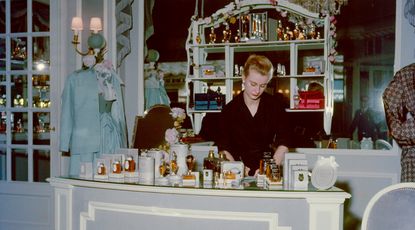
[
  {"x1": 283, "y1": 153, "x2": 306, "y2": 189},
  {"x1": 201, "y1": 65, "x2": 215, "y2": 77},
  {"x1": 264, "y1": 177, "x2": 283, "y2": 190},
  {"x1": 221, "y1": 161, "x2": 244, "y2": 180},
  {"x1": 79, "y1": 162, "x2": 93, "y2": 180},
  {"x1": 292, "y1": 170, "x2": 309, "y2": 190},
  {"x1": 288, "y1": 159, "x2": 308, "y2": 190}
]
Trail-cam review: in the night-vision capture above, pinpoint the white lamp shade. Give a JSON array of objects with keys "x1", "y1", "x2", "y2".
[
  {"x1": 90, "y1": 17, "x2": 102, "y2": 33},
  {"x1": 71, "y1": 17, "x2": 83, "y2": 31}
]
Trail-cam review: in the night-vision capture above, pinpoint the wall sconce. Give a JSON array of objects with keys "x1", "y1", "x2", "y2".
[{"x1": 71, "y1": 17, "x2": 107, "y2": 64}]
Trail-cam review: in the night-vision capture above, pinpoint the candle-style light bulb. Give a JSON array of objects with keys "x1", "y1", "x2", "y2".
[
  {"x1": 71, "y1": 17, "x2": 83, "y2": 31},
  {"x1": 89, "y1": 17, "x2": 102, "y2": 33}
]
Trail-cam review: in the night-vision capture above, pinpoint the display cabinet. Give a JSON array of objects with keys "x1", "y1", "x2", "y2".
[{"x1": 185, "y1": 0, "x2": 336, "y2": 134}]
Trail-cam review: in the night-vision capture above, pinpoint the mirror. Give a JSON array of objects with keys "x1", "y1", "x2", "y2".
[{"x1": 145, "y1": 0, "x2": 395, "y2": 150}]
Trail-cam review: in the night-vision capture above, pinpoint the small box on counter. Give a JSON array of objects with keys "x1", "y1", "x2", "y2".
[{"x1": 264, "y1": 177, "x2": 283, "y2": 190}]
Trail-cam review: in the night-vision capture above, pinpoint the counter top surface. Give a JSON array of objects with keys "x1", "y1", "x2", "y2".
[{"x1": 48, "y1": 177, "x2": 351, "y2": 200}]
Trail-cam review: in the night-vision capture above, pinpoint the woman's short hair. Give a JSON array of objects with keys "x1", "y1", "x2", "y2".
[{"x1": 243, "y1": 54, "x2": 274, "y2": 80}]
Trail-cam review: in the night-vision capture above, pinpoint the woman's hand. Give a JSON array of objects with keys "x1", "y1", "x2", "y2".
[
  {"x1": 221, "y1": 150, "x2": 235, "y2": 161},
  {"x1": 273, "y1": 145, "x2": 288, "y2": 165}
]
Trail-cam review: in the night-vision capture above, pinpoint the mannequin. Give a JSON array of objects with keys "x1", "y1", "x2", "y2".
[
  {"x1": 60, "y1": 55, "x2": 127, "y2": 176},
  {"x1": 144, "y1": 49, "x2": 170, "y2": 110}
]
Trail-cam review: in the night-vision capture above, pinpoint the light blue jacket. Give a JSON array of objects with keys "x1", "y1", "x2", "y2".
[{"x1": 59, "y1": 68, "x2": 127, "y2": 154}]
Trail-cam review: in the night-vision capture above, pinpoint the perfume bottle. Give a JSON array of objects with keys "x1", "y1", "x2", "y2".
[
  {"x1": 159, "y1": 158, "x2": 167, "y2": 177},
  {"x1": 327, "y1": 137, "x2": 337, "y2": 149},
  {"x1": 216, "y1": 151, "x2": 228, "y2": 173},
  {"x1": 222, "y1": 23, "x2": 231, "y2": 43},
  {"x1": 241, "y1": 15, "x2": 249, "y2": 41},
  {"x1": 308, "y1": 24, "x2": 316, "y2": 39},
  {"x1": 186, "y1": 154, "x2": 195, "y2": 175},
  {"x1": 170, "y1": 152, "x2": 178, "y2": 175},
  {"x1": 97, "y1": 163, "x2": 106, "y2": 175},
  {"x1": 234, "y1": 29, "x2": 240, "y2": 43},
  {"x1": 112, "y1": 160, "x2": 122, "y2": 174},
  {"x1": 285, "y1": 26, "x2": 293, "y2": 40},
  {"x1": 260, "y1": 152, "x2": 272, "y2": 175},
  {"x1": 209, "y1": 27, "x2": 216, "y2": 44},
  {"x1": 293, "y1": 23, "x2": 300, "y2": 39},
  {"x1": 195, "y1": 34, "x2": 202, "y2": 44},
  {"x1": 215, "y1": 87, "x2": 223, "y2": 109},
  {"x1": 203, "y1": 150, "x2": 217, "y2": 171},
  {"x1": 277, "y1": 20, "x2": 284, "y2": 40},
  {"x1": 124, "y1": 156, "x2": 136, "y2": 172}
]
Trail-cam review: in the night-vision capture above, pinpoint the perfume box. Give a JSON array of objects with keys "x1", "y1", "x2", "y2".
[
  {"x1": 292, "y1": 169, "x2": 309, "y2": 190},
  {"x1": 201, "y1": 65, "x2": 215, "y2": 77},
  {"x1": 288, "y1": 160, "x2": 308, "y2": 190},
  {"x1": 183, "y1": 172, "x2": 199, "y2": 187},
  {"x1": 221, "y1": 161, "x2": 244, "y2": 180},
  {"x1": 195, "y1": 101, "x2": 209, "y2": 110},
  {"x1": 93, "y1": 157, "x2": 111, "y2": 181},
  {"x1": 284, "y1": 153, "x2": 307, "y2": 189},
  {"x1": 264, "y1": 177, "x2": 283, "y2": 190},
  {"x1": 79, "y1": 162, "x2": 93, "y2": 180}
]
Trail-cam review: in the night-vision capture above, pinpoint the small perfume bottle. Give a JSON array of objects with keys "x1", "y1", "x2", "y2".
[
  {"x1": 124, "y1": 156, "x2": 135, "y2": 172},
  {"x1": 170, "y1": 152, "x2": 178, "y2": 175},
  {"x1": 186, "y1": 154, "x2": 195, "y2": 175},
  {"x1": 222, "y1": 23, "x2": 231, "y2": 43},
  {"x1": 159, "y1": 159, "x2": 167, "y2": 177},
  {"x1": 209, "y1": 27, "x2": 216, "y2": 44},
  {"x1": 112, "y1": 160, "x2": 122, "y2": 174},
  {"x1": 195, "y1": 34, "x2": 202, "y2": 44},
  {"x1": 285, "y1": 26, "x2": 293, "y2": 40},
  {"x1": 308, "y1": 24, "x2": 316, "y2": 39},
  {"x1": 234, "y1": 29, "x2": 240, "y2": 43},
  {"x1": 277, "y1": 20, "x2": 284, "y2": 40},
  {"x1": 97, "y1": 163, "x2": 106, "y2": 175},
  {"x1": 293, "y1": 23, "x2": 300, "y2": 39}
]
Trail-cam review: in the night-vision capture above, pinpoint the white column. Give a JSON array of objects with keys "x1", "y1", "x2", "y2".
[{"x1": 307, "y1": 197, "x2": 346, "y2": 230}]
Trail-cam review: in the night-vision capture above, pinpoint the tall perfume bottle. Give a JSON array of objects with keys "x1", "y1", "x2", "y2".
[
  {"x1": 222, "y1": 23, "x2": 231, "y2": 43},
  {"x1": 216, "y1": 151, "x2": 228, "y2": 173},
  {"x1": 277, "y1": 20, "x2": 284, "y2": 41},
  {"x1": 293, "y1": 23, "x2": 300, "y2": 39},
  {"x1": 203, "y1": 150, "x2": 217, "y2": 170},
  {"x1": 170, "y1": 152, "x2": 178, "y2": 175}
]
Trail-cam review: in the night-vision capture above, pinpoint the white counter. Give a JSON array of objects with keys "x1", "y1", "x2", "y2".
[{"x1": 49, "y1": 177, "x2": 350, "y2": 230}]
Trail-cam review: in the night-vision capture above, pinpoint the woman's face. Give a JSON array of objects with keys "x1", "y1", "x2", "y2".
[{"x1": 243, "y1": 70, "x2": 269, "y2": 101}]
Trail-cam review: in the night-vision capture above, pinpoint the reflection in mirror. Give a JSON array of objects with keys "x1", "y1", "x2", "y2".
[
  {"x1": 33, "y1": 37, "x2": 50, "y2": 71},
  {"x1": 33, "y1": 112, "x2": 50, "y2": 145},
  {"x1": 12, "y1": 148, "x2": 28, "y2": 181},
  {"x1": 144, "y1": 49, "x2": 171, "y2": 110},
  {"x1": 32, "y1": 0, "x2": 50, "y2": 32},
  {"x1": 12, "y1": 112, "x2": 28, "y2": 145},
  {"x1": 330, "y1": 0, "x2": 395, "y2": 150},
  {"x1": 146, "y1": 0, "x2": 395, "y2": 150},
  {"x1": 0, "y1": 147, "x2": 5, "y2": 180},
  {"x1": 10, "y1": 37, "x2": 28, "y2": 70},
  {"x1": 10, "y1": 0, "x2": 28, "y2": 33},
  {"x1": 34, "y1": 149, "x2": 50, "y2": 182},
  {"x1": 132, "y1": 105, "x2": 174, "y2": 150}
]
